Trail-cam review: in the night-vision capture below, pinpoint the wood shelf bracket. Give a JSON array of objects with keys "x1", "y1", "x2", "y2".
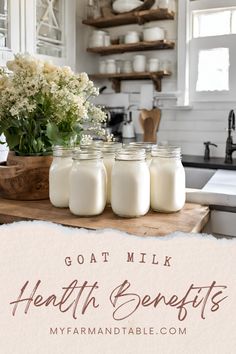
[
  {"x1": 111, "y1": 78, "x2": 121, "y2": 93},
  {"x1": 151, "y1": 74, "x2": 162, "y2": 92}
]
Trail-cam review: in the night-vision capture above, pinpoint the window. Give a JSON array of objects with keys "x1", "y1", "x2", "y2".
[
  {"x1": 193, "y1": 8, "x2": 236, "y2": 38},
  {"x1": 178, "y1": 0, "x2": 236, "y2": 105},
  {"x1": 196, "y1": 48, "x2": 229, "y2": 92}
]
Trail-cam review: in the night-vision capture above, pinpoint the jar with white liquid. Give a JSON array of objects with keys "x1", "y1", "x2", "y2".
[
  {"x1": 129, "y1": 142, "x2": 157, "y2": 165},
  {"x1": 111, "y1": 149, "x2": 150, "y2": 217},
  {"x1": 49, "y1": 146, "x2": 74, "y2": 208},
  {"x1": 69, "y1": 150, "x2": 107, "y2": 216},
  {"x1": 150, "y1": 146, "x2": 185, "y2": 213},
  {"x1": 102, "y1": 142, "x2": 122, "y2": 205}
]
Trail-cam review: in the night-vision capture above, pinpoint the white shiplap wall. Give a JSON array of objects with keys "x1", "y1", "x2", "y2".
[{"x1": 158, "y1": 105, "x2": 235, "y2": 157}]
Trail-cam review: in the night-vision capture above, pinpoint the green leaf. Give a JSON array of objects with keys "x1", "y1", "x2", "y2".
[
  {"x1": 46, "y1": 122, "x2": 59, "y2": 142},
  {"x1": 4, "y1": 131, "x2": 20, "y2": 149}
]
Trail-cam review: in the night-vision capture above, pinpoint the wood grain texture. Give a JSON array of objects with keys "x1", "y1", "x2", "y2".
[
  {"x1": 82, "y1": 8, "x2": 174, "y2": 28},
  {"x1": 90, "y1": 71, "x2": 171, "y2": 80},
  {"x1": 140, "y1": 108, "x2": 161, "y2": 142},
  {"x1": 87, "y1": 40, "x2": 175, "y2": 55},
  {"x1": 0, "y1": 152, "x2": 53, "y2": 200},
  {"x1": 90, "y1": 72, "x2": 171, "y2": 92},
  {"x1": 0, "y1": 198, "x2": 209, "y2": 237}
]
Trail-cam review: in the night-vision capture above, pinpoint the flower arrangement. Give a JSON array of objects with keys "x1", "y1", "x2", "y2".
[{"x1": 0, "y1": 54, "x2": 106, "y2": 156}]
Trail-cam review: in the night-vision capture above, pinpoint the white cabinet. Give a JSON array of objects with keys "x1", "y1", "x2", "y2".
[
  {"x1": 0, "y1": 0, "x2": 76, "y2": 69},
  {"x1": 24, "y1": 0, "x2": 76, "y2": 69},
  {"x1": 0, "y1": 0, "x2": 20, "y2": 66}
]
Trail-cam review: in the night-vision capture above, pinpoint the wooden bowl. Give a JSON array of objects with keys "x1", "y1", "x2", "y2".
[{"x1": 0, "y1": 152, "x2": 53, "y2": 200}]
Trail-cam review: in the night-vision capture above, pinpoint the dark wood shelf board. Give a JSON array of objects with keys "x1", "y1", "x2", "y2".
[
  {"x1": 87, "y1": 40, "x2": 175, "y2": 55},
  {"x1": 90, "y1": 71, "x2": 171, "y2": 92},
  {"x1": 82, "y1": 8, "x2": 175, "y2": 28},
  {"x1": 90, "y1": 71, "x2": 171, "y2": 80}
]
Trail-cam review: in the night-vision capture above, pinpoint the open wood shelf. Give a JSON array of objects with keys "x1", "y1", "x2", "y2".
[
  {"x1": 82, "y1": 8, "x2": 175, "y2": 28},
  {"x1": 90, "y1": 71, "x2": 171, "y2": 92},
  {"x1": 87, "y1": 39, "x2": 175, "y2": 55}
]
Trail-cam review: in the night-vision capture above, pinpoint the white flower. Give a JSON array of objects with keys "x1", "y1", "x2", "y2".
[{"x1": 0, "y1": 53, "x2": 106, "y2": 140}]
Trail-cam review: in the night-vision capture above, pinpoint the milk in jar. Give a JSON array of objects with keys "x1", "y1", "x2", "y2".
[
  {"x1": 150, "y1": 146, "x2": 185, "y2": 212},
  {"x1": 129, "y1": 142, "x2": 157, "y2": 165},
  {"x1": 111, "y1": 149, "x2": 150, "y2": 217},
  {"x1": 69, "y1": 150, "x2": 106, "y2": 216},
  {"x1": 49, "y1": 146, "x2": 74, "y2": 208},
  {"x1": 102, "y1": 142, "x2": 122, "y2": 204}
]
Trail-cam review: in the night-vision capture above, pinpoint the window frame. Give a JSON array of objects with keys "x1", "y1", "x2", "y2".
[{"x1": 177, "y1": 0, "x2": 236, "y2": 106}]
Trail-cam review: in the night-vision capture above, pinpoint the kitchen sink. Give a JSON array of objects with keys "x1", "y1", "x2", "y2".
[
  {"x1": 185, "y1": 167, "x2": 216, "y2": 189},
  {"x1": 185, "y1": 167, "x2": 236, "y2": 237}
]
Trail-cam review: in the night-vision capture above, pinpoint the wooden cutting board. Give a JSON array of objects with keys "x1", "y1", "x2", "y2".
[
  {"x1": 140, "y1": 108, "x2": 161, "y2": 142},
  {"x1": 0, "y1": 198, "x2": 209, "y2": 237}
]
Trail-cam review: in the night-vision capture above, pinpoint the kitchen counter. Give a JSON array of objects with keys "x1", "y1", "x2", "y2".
[
  {"x1": 186, "y1": 169, "x2": 236, "y2": 210},
  {"x1": 182, "y1": 154, "x2": 236, "y2": 170},
  {"x1": 0, "y1": 199, "x2": 209, "y2": 237}
]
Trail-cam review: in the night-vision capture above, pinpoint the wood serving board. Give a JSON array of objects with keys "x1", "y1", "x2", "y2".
[{"x1": 0, "y1": 199, "x2": 209, "y2": 237}]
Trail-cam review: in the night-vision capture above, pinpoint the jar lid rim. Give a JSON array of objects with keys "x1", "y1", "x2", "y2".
[
  {"x1": 73, "y1": 149, "x2": 103, "y2": 160},
  {"x1": 151, "y1": 145, "x2": 182, "y2": 157},
  {"x1": 115, "y1": 148, "x2": 146, "y2": 160}
]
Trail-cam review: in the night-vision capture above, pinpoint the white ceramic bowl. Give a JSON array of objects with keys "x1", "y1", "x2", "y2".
[
  {"x1": 112, "y1": 0, "x2": 143, "y2": 14},
  {"x1": 124, "y1": 31, "x2": 140, "y2": 44},
  {"x1": 143, "y1": 27, "x2": 165, "y2": 41}
]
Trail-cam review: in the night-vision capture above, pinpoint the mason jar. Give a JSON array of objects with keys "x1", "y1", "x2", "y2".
[
  {"x1": 99, "y1": 60, "x2": 106, "y2": 74},
  {"x1": 129, "y1": 142, "x2": 157, "y2": 165},
  {"x1": 111, "y1": 149, "x2": 150, "y2": 217},
  {"x1": 102, "y1": 142, "x2": 122, "y2": 205},
  {"x1": 69, "y1": 150, "x2": 107, "y2": 216},
  {"x1": 150, "y1": 146, "x2": 185, "y2": 212},
  {"x1": 106, "y1": 59, "x2": 116, "y2": 74},
  {"x1": 147, "y1": 58, "x2": 160, "y2": 72},
  {"x1": 49, "y1": 146, "x2": 74, "y2": 208}
]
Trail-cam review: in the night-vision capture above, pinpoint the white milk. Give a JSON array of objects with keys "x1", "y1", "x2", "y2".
[
  {"x1": 69, "y1": 150, "x2": 107, "y2": 216},
  {"x1": 102, "y1": 142, "x2": 122, "y2": 204},
  {"x1": 49, "y1": 147, "x2": 73, "y2": 208},
  {"x1": 150, "y1": 146, "x2": 185, "y2": 212},
  {"x1": 103, "y1": 154, "x2": 114, "y2": 204},
  {"x1": 111, "y1": 149, "x2": 150, "y2": 217}
]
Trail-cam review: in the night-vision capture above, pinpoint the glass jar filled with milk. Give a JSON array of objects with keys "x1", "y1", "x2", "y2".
[
  {"x1": 129, "y1": 142, "x2": 157, "y2": 165},
  {"x1": 150, "y1": 146, "x2": 185, "y2": 212},
  {"x1": 69, "y1": 150, "x2": 107, "y2": 216},
  {"x1": 102, "y1": 142, "x2": 122, "y2": 205},
  {"x1": 111, "y1": 149, "x2": 150, "y2": 217},
  {"x1": 49, "y1": 146, "x2": 74, "y2": 208}
]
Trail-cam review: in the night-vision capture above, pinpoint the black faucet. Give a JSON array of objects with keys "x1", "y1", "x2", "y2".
[
  {"x1": 204, "y1": 141, "x2": 217, "y2": 160},
  {"x1": 225, "y1": 109, "x2": 236, "y2": 163}
]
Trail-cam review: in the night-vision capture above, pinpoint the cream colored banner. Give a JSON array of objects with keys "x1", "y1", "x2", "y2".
[{"x1": 0, "y1": 221, "x2": 235, "y2": 354}]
